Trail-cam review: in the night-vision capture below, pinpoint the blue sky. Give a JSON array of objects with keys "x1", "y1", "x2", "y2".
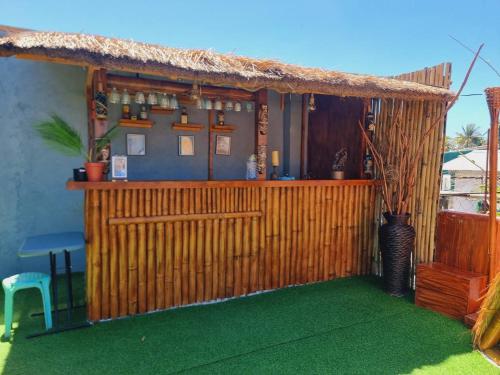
[{"x1": 1, "y1": 0, "x2": 499, "y2": 137}]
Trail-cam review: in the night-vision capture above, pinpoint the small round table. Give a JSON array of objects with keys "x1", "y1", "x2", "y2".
[{"x1": 18, "y1": 232, "x2": 85, "y2": 333}]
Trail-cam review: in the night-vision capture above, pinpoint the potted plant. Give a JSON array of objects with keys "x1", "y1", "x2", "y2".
[
  {"x1": 358, "y1": 47, "x2": 482, "y2": 296},
  {"x1": 35, "y1": 115, "x2": 117, "y2": 182},
  {"x1": 331, "y1": 148, "x2": 347, "y2": 179}
]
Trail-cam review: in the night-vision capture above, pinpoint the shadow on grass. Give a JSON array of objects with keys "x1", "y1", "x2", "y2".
[{"x1": 0, "y1": 275, "x2": 495, "y2": 375}]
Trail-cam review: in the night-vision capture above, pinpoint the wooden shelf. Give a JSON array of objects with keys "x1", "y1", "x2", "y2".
[
  {"x1": 119, "y1": 119, "x2": 154, "y2": 128},
  {"x1": 172, "y1": 123, "x2": 204, "y2": 132},
  {"x1": 150, "y1": 106, "x2": 175, "y2": 115},
  {"x1": 67, "y1": 179, "x2": 379, "y2": 191},
  {"x1": 210, "y1": 124, "x2": 236, "y2": 133}
]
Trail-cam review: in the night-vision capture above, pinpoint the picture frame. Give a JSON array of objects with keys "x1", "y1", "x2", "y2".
[
  {"x1": 127, "y1": 133, "x2": 146, "y2": 156},
  {"x1": 216, "y1": 135, "x2": 231, "y2": 156},
  {"x1": 179, "y1": 135, "x2": 195, "y2": 156},
  {"x1": 111, "y1": 155, "x2": 128, "y2": 180}
]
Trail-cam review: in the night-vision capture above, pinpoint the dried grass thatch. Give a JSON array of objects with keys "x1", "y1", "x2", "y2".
[
  {"x1": 473, "y1": 272, "x2": 500, "y2": 350},
  {"x1": 0, "y1": 25, "x2": 453, "y2": 101}
]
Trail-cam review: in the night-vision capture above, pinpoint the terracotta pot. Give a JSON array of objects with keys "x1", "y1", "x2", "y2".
[
  {"x1": 85, "y1": 162, "x2": 105, "y2": 182},
  {"x1": 379, "y1": 212, "x2": 415, "y2": 297},
  {"x1": 332, "y1": 171, "x2": 344, "y2": 180}
]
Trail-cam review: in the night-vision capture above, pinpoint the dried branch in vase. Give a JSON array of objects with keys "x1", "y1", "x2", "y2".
[{"x1": 359, "y1": 44, "x2": 484, "y2": 216}]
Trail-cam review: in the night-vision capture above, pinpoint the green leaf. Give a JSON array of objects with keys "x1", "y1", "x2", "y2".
[{"x1": 34, "y1": 115, "x2": 85, "y2": 158}]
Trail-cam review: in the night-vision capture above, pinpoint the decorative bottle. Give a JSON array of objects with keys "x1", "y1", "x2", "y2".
[
  {"x1": 180, "y1": 107, "x2": 188, "y2": 124},
  {"x1": 95, "y1": 82, "x2": 107, "y2": 119}
]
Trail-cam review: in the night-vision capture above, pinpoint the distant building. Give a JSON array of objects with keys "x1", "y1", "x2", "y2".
[{"x1": 441, "y1": 149, "x2": 500, "y2": 212}]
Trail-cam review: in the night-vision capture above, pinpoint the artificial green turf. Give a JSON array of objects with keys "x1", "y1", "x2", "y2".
[{"x1": 0, "y1": 274, "x2": 496, "y2": 375}]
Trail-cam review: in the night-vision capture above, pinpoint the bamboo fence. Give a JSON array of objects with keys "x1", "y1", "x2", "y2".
[
  {"x1": 372, "y1": 63, "x2": 452, "y2": 282},
  {"x1": 82, "y1": 180, "x2": 377, "y2": 321}
]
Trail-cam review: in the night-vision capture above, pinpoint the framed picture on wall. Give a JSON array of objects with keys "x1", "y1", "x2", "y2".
[
  {"x1": 111, "y1": 155, "x2": 128, "y2": 180},
  {"x1": 127, "y1": 134, "x2": 146, "y2": 156},
  {"x1": 216, "y1": 135, "x2": 231, "y2": 156},
  {"x1": 179, "y1": 135, "x2": 195, "y2": 156}
]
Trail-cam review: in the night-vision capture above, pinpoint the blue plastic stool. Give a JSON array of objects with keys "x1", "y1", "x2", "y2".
[{"x1": 2, "y1": 272, "x2": 52, "y2": 338}]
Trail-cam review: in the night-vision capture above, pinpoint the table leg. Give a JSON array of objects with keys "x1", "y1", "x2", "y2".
[
  {"x1": 64, "y1": 250, "x2": 73, "y2": 320},
  {"x1": 49, "y1": 252, "x2": 58, "y2": 326}
]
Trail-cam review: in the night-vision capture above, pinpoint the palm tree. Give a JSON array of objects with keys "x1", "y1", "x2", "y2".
[
  {"x1": 444, "y1": 135, "x2": 455, "y2": 151},
  {"x1": 455, "y1": 123, "x2": 484, "y2": 149}
]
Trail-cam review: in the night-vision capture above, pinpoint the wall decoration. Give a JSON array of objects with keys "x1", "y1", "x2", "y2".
[
  {"x1": 257, "y1": 144, "x2": 267, "y2": 175},
  {"x1": 95, "y1": 82, "x2": 107, "y2": 119},
  {"x1": 179, "y1": 135, "x2": 195, "y2": 156},
  {"x1": 111, "y1": 155, "x2": 128, "y2": 180},
  {"x1": 216, "y1": 135, "x2": 231, "y2": 156},
  {"x1": 258, "y1": 104, "x2": 268, "y2": 135},
  {"x1": 127, "y1": 133, "x2": 146, "y2": 156}
]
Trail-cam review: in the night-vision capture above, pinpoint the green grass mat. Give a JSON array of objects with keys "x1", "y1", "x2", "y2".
[{"x1": 0, "y1": 275, "x2": 496, "y2": 374}]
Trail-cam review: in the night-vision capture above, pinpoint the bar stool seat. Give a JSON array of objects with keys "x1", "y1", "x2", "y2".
[{"x1": 2, "y1": 272, "x2": 53, "y2": 338}]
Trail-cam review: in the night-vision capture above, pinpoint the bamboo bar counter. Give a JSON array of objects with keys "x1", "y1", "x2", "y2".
[{"x1": 68, "y1": 179, "x2": 377, "y2": 321}]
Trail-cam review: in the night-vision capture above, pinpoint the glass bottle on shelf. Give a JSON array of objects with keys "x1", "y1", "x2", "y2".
[
  {"x1": 122, "y1": 103, "x2": 131, "y2": 119},
  {"x1": 180, "y1": 107, "x2": 188, "y2": 124},
  {"x1": 217, "y1": 111, "x2": 225, "y2": 126},
  {"x1": 139, "y1": 105, "x2": 148, "y2": 120}
]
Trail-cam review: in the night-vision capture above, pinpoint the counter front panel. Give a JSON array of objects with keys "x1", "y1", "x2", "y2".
[{"x1": 69, "y1": 180, "x2": 378, "y2": 321}]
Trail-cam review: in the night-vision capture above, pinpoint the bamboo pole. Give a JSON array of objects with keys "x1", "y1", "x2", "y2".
[
  {"x1": 341, "y1": 186, "x2": 349, "y2": 277},
  {"x1": 117, "y1": 190, "x2": 128, "y2": 316},
  {"x1": 147, "y1": 217, "x2": 156, "y2": 311},
  {"x1": 127, "y1": 191, "x2": 138, "y2": 315},
  {"x1": 137, "y1": 189, "x2": 147, "y2": 314},
  {"x1": 258, "y1": 187, "x2": 266, "y2": 290},
  {"x1": 279, "y1": 187, "x2": 286, "y2": 287},
  {"x1": 296, "y1": 187, "x2": 304, "y2": 282},
  {"x1": 486, "y1": 88, "x2": 500, "y2": 279},
  {"x1": 226, "y1": 218, "x2": 235, "y2": 296},
  {"x1": 196, "y1": 219, "x2": 204, "y2": 302},
  {"x1": 265, "y1": 188, "x2": 273, "y2": 289},
  {"x1": 204, "y1": 218, "x2": 213, "y2": 300},
  {"x1": 100, "y1": 190, "x2": 110, "y2": 319},
  {"x1": 218, "y1": 218, "x2": 227, "y2": 298},
  {"x1": 291, "y1": 187, "x2": 299, "y2": 285},
  {"x1": 241, "y1": 216, "x2": 251, "y2": 295},
  {"x1": 272, "y1": 188, "x2": 280, "y2": 288},
  {"x1": 173, "y1": 189, "x2": 182, "y2": 306},
  {"x1": 90, "y1": 190, "x2": 101, "y2": 321},
  {"x1": 301, "y1": 186, "x2": 310, "y2": 283},
  {"x1": 108, "y1": 190, "x2": 119, "y2": 318},
  {"x1": 212, "y1": 218, "x2": 220, "y2": 300},
  {"x1": 285, "y1": 187, "x2": 292, "y2": 285},
  {"x1": 331, "y1": 186, "x2": 339, "y2": 278}
]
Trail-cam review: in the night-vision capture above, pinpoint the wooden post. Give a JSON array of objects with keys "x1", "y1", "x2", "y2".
[
  {"x1": 486, "y1": 87, "x2": 500, "y2": 280},
  {"x1": 85, "y1": 67, "x2": 97, "y2": 152},
  {"x1": 208, "y1": 110, "x2": 214, "y2": 180},
  {"x1": 255, "y1": 90, "x2": 268, "y2": 180},
  {"x1": 300, "y1": 94, "x2": 309, "y2": 179}
]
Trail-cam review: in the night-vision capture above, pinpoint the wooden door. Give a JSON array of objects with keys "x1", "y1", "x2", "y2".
[{"x1": 307, "y1": 95, "x2": 365, "y2": 179}]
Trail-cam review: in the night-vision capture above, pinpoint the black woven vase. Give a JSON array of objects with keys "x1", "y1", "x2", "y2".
[{"x1": 379, "y1": 212, "x2": 415, "y2": 297}]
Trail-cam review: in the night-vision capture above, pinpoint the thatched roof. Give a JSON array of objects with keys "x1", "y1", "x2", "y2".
[{"x1": 0, "y1": 25, "x2": 453, "y2": 100}]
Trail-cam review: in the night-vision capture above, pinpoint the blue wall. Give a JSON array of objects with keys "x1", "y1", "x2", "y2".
[
  {"x1": 0, "y1": 59, "x2": 303, "y2": 278},
  {"x1": 0, "y1": 58, "x2": 87, "y2": 278}
]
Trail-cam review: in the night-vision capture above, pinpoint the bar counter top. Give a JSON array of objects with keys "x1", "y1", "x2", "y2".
[{"x1": 66, "y1": 179, "x2": 378, "y2": 190}]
